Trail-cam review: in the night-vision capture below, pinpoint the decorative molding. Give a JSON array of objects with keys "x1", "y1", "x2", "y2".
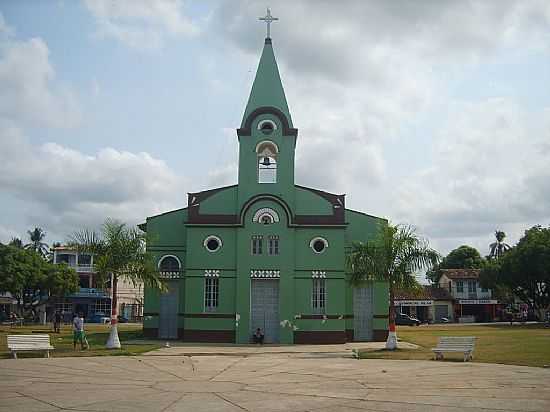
[
  {"x1": 257, "y1": 120, "x2": 278, "y2": 131},
  {"x1": 237, "y1": 106, "x2": 298, "y2": 137},
  {"x1": 252, "y1": 207, "x2": 280, "y2": 223},
  {"x1": 181, "y1": 313, "x2": 234, "y2": 319},
  {"x1": 158, "y1": 271, "x2": 183, "y2": 279},
  {"x1": 250, "y1": 269, "x2": 280, "y2": 278},
  {"x1": 204, "y1": 269, "x2": 220, "y2": 278},
  {"x1": 311, "y1": 271, "x2": 326, "y2": 278}
]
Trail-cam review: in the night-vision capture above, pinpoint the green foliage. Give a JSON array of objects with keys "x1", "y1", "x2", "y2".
[
  {"x1": 68, "y1": 218, "x2": 163, "y2": 291},
  {"x1": 8, "y1": 237, "x2": 23, "y2": 248},
  {"x1": 426, "y1": 245, "x2": 485, "y2": 284},
  {"x1": 482, "y1": 225, "x2": 550, "y2": 319},
  {"x1": 0, "y1": 245, "x2": 79, "y2": 315},
  {"x1": 347, "y1": 222, "x2": 440, "y2": 329}
]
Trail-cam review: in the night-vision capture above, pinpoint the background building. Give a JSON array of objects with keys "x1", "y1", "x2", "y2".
[
  {"x1": 52, "y1": 246, "x2": 143, "y2": 322},
  {"x1": 439, "y1": 269, "x2": 499, "y2": 322},
  {"x1": 395, "y1": 286, "x2": 455, "y2": 323}
]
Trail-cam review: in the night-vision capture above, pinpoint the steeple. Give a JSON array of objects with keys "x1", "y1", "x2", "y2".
[{"x1": 241, "y1": 34, "x2": 292, "y2": 128}]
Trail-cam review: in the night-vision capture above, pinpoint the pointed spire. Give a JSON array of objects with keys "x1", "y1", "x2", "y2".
[{"x1": 241, "y1": 38, "x2": 293, "y2": 128}]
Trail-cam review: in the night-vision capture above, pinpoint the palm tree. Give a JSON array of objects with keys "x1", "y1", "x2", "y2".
[
  {"x1": 348, "y1": 222, "x2": 440, "y2": 350},
  {"x1": 489, "y1": 230, "x2": 511, "y2": 260},
  {"x1": 68, "y1": 219, "x2": 163, "y2": 349},
  {"x1": 25, "y1": 227, "x2": 49, "y2": 258}
]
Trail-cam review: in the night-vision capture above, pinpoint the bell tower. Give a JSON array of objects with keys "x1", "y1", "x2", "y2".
[{"x1": 237, "y1": 9, "x2": 298, "y2": 209}]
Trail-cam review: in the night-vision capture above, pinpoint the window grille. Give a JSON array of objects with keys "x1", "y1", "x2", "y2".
[
  {"x1": 55, "y1": 302, "x2": 73, "y2": 313},
  {"x1": 312, "y1": 278, "x2": 326, "y2": 314},
  {"x1": 204, "y1": 278, "x2": 219, "y2": 312},
  {"x1": 252, "y1": 235, "x2": 263, "y2": 255},
  {"x1": 268, "y1": 235, "x2": 279, "y2": 255},
  {"x1": 159, "y1": 256, "x2": 180, "y2": 272},
  {"x1": 456, "y1": 280, "x2": 463, "y2": 293},
  {"x1": 468, "y1": 280, "x2": 476, "y2": 293},
  {"x1": 92, "y1": 300, "x2": 111, "y2": 314}
]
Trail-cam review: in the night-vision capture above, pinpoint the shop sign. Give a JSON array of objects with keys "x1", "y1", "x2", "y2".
[
  {"x1": 395, "y1": 300, "x2": 433, "y2": 306},
  {"x1": 458, "y1": 299, "x2": 498, "y2": 304}
]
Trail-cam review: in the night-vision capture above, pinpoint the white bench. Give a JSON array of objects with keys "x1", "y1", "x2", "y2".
[
  {"x1": 432, "y1": 336, "x2": 476, "y2": 362},
  {"x1": 7, "y1": 334, "x2": 54, "y2": 359}
]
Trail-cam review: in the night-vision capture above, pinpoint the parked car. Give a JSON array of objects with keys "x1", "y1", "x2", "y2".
[
  {"x1": 89, "y1": 312, "x2": 110, "y2": 324},
  {"x1": 396, "y1": 313, "x2": 421, "y2": 326}
]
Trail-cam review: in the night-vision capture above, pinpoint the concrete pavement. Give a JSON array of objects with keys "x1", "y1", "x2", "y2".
[{"x1": 1, "y1": 350, "x2": 549, "y2": 411}]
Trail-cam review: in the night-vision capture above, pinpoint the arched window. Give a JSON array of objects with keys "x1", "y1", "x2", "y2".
[
  {"x1": 159, "y1": 255, "x2": 181, "y2": 272},
  {"x1": 256, "y1": 141, "x2": 278, "y2": 184}
]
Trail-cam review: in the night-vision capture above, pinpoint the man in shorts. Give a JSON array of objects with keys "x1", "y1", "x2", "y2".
[{"x1": 73, "y1": 313, "x2": 89, "y2": 350}]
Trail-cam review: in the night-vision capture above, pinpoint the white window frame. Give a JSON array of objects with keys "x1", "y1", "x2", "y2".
[
  {"x1": 310, "y1": 237, "x2": 329, "y2": 254},
  {"x1": 203, "y1": 235, "x2": 222, "y2": 253},
  {"x1": 204, "y1": 277, "x2": 219, "y2": 312},
  {"x1": 312, "y1": 278, "x2": 326, "y2": 314}
]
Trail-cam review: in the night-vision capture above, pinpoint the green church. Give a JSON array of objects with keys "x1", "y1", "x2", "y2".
[{"x1": 141, "y1": 26, "x2": 389, "y2": 344}]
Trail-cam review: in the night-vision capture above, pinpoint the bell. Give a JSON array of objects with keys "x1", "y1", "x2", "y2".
[{"x1": 261, "y1": 157, "x2": 271, "y2": 166}]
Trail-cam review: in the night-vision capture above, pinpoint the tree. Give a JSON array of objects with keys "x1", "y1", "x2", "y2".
[
  {"x1": 426, "y1": 245, "x2": 485, "y2": 284},
  {"x1": 480, "y1": 225, "x2": 550, "y2": 320},
  {"x1": 489, "y1": 230, "x2": 511, "y2": 260},
  {"x1": 25, "y1": 227, "x2": 49, "y2": 258},
  {"x1": 348, "y1": 222, "x2": 440, "y2": 350},
  {"x1": 0, "y1": 244, "x2": 79, "y2": 316},
  {"x1": 9, "y1": 237, "x2": 24, "y2": 248},
  {"x1": 68, "y1": 219, "x2": 163, "y2": 349}
]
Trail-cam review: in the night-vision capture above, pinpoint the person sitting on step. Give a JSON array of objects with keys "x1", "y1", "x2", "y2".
[{"x1": 253, "y1": 328, "x2": 264, "y2": 344}]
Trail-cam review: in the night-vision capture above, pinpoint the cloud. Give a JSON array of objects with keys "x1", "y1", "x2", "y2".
[
  {"x1": 84, "y1": 0, "x2": 199, "y2": 50},
  {"x1": 393, "y1": 99, "x2": 550, "y2": 253},
  {"x1": 0, "y1": 34, "x2": 81, "y2": 128},
  {"x1": 0, "y1": 122, "x2": 186, "y2": 240}
]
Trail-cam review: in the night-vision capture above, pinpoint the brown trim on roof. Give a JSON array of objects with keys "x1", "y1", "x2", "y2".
[
  {"x1": 238, "y1": 106, "x2": 298, "y2": 137},
  {"x1": 187, "y1": 191, "x2": 347, "y2": 227}
]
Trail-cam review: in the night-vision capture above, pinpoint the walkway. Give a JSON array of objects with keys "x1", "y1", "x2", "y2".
[{"x1": 1, "y1": 350, "x2": 549, "y2": 411}]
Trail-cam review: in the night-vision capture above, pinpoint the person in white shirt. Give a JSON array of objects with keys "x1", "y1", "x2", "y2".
[{"x1": 73, "y1": 313, "x2": 89, "y2": 350}]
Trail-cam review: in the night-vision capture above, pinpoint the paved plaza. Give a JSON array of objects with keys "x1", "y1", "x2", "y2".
[{"x1": 1, "y1": 348, "x2": 550, "y2": 412}]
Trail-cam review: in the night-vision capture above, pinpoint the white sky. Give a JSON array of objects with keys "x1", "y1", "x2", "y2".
[{"x1": 1, "y1": 1, "x2": 549, "y2": 266}]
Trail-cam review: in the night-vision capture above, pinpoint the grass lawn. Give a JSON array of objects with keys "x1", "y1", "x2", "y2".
[
  {"x1": 0, "y1": 323, "x2": 160, "y2": 359},
  {"x1": 357, "y1": 323, "x2": 550, "y2": 368}
]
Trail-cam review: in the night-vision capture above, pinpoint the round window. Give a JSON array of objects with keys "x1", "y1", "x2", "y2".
[
  {"x1": 258, "y1": 120, "x2": 276, "y2": 135},
  {"x1": 203, "y1": 235, "x2": 222, "y2": 252},
  {"x1": 310, "y1": 237, "x2": 328, "y2": 254}
]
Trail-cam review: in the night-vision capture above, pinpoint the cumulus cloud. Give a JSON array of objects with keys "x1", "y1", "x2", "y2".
[
  {"x1": 84, "y1": 0, "x2": 199, "y2": 50},
  {"x1": 394, "y1": 99, "x2": 550, "y2": 253},
  {"x1": 0, "y1": 34, "x2": 81, "y2": 128},
  {"x1": 0, "y1": 121, "x2": 186, "y2": 240},
  {"x1": 208, "y1": 1, "x2": 550, "y2": 254}
]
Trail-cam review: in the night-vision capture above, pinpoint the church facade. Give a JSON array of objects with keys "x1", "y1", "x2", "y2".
[{"x1": 141, "y1": 34, "x2": 389, "y2": 344}]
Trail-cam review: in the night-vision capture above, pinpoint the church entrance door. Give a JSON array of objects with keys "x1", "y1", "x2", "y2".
[
  {"x1": 159, "y1": 281, "x2": 179, "y2": 339},
  {"x1": 250, "y1": 279, "x2": 279, "y2": 343},
  {"x1": 354, "y1": 286, "x2": 373, "y2": 341}
]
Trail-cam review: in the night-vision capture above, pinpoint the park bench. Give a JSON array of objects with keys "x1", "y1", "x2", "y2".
[
  {"x1": 432, "y1": 336, "x2": 476, "y2": 362},
  {"x1": 7, "y1": 334, "x2": 54, "y2": 359}
]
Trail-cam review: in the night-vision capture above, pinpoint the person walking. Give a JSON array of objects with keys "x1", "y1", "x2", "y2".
[
  {"x1": 73, "y1": 313, "x2": 89, "y2": 350},
  {"x1": 53, "y1": 310, "x2": 62, "y2": 333}
]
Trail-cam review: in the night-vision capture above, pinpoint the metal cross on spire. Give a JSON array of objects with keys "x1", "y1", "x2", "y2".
[{"x1": 259, "y1": 8, "x2": 278, "y2": 39}]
